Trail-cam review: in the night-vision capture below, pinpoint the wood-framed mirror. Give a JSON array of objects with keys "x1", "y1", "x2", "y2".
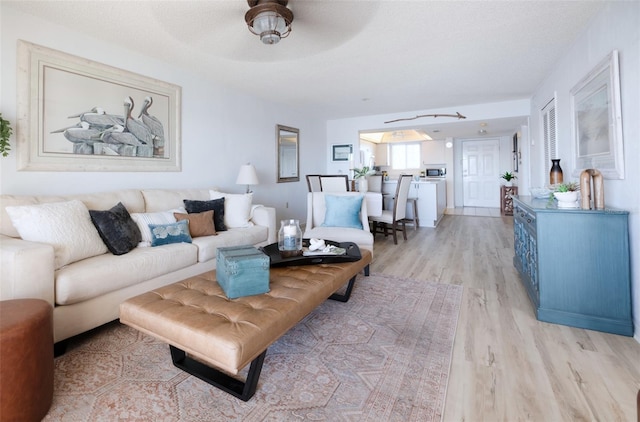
[{"x1": 276, "y1": 124, "x2": 299, "y2": 183}]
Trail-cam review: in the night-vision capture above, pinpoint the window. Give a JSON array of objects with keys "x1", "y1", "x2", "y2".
[{"x1": 390, "y1": 142, "x2": 421, "y2": 170}]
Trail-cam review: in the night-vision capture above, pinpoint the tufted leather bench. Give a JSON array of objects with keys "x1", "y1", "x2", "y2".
[{"x1": 120, "y1": 250, "x2": 371, "y2": 401}]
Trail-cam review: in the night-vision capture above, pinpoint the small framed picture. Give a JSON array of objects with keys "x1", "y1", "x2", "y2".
[{"x1": 332, "y1": 144, "x2": 352, "y2": 161}]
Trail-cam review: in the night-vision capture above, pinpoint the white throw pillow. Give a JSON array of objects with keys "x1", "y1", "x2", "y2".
[
  {"x1": 6, "y1": 200, "x2": 108, "y2": 269},
  {"x1": 130, "y1": 207, "x2": 186, "y2": 247},
  {"x1": 209, "y1": 190, "x2": 253, "y2": 228}
]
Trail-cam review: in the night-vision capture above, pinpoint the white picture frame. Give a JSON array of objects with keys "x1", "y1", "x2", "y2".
[
  {"x1": 570, "y1": 50, "x2": 624, "y2": 179},
  {"x1": 16, "y1": 40, "x2": 182, "y2": 171}
]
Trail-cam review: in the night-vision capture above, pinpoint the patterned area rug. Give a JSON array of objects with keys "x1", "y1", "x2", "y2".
[{"x1": 44, "y1": 274, "x2": 462, "y2": 421}]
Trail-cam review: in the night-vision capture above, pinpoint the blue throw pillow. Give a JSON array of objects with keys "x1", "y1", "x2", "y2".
[
  {"x1": 321, "y1": 195, "x2": 364, "y2": 229},
  {"x1": 149, "y1": 220, "x2": 193, "y2": 247}
]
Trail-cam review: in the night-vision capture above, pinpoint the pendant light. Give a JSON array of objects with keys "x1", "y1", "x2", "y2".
[{"x1": 245, "y1": 0, "x2": 294, "y2": 45}]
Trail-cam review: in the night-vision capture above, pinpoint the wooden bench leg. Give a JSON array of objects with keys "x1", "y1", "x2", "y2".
[{"x1": 170, "y1": 345, "x2": 266, "y2": 402}]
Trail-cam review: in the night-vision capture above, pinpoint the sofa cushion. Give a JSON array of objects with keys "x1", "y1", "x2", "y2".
[
  {"x1": 184, "y1": 198, "x2": 226, "y2": 232},
  {"x1": 192, "y1": 226, "x2": 269, "y2": 263},
  {"x1": 1, "y1": 190, "x2": 145, "y2": 238},
  {"x1": 5, "y1": 200, "x2": 108, "y2": 269},
  {"x1": 209, "y1": 190, "x2": 253, "y2": 229},
  {"x1": 141, "y1": 189, "x2": 210, "y2": 212},
  {"x1": 321, "y1": 194, "x2": 364, "y2": 229},
  {"x1": 149, "y1": 220, "x2": 193, "y2": 247},
  {"x1": 89, "y1": 202, "x2": 142, "y2": 255},
  {"x1": 130, "y1": 208, "x2": 186, "y2": 247},
  {"x1": 174, "y1": 211, "x2": 216, "y2": 237},
  {"x1": 55, "y1": 243, "x2": 197, "y2": 305}
]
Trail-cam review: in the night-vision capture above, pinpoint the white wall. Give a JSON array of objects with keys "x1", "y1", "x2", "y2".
[
  {"x1": 528, "y1": 2, "x2": 640, "y2": 339},
  {"x1": 0, "y1": 5, "x2": 326, "y2": 223}
]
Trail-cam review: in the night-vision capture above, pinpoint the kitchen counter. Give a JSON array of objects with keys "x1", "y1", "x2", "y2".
[
  {"x1": 382, "y1": 179, "x2": 446, "y2": 227},
  {"x1": 383, "y1": 178, "x2": 445, "y2": 185}
]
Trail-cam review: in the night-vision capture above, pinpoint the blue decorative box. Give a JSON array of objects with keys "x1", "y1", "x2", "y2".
[{"x1": 216, "y1": 245, "x2": 270, "y2": 299}]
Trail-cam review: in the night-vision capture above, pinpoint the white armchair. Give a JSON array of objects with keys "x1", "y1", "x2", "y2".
[{"x1": 303, "y1": 192, "x2": 374, "y2": 255}]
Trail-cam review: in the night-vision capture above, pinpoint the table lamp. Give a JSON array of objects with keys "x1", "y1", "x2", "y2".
[{"x1": 236, "y1": 163, "x2": 259, "y2": 193}]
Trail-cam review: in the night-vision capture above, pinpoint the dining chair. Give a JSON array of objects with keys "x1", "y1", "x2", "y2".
[
  {"x1": 366, "y1": 174, "x2": 383, "y2": 193},
  {"x1": 404, "y1": 197, "x2": 419, "y2": 230},
  {"x1": 306, "y1": 175, "x2": 322, "y2": 192},
  {"x1": 319, "y1": 175, "x2": 349, "y2": 192},
  {"x1": 369, "y1": 174, "x2": 412, "y2": 244}
]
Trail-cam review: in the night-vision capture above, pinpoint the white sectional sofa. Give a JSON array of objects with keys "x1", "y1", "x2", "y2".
[{"x1": 0, "y1": 188, "x2": 276, "y2": 345}]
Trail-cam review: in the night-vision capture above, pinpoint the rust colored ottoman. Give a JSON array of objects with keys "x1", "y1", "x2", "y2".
[{"x1": 0, "y1": 299, "x2": 54, "y2": 422}]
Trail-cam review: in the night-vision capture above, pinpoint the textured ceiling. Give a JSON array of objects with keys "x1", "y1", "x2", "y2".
[{"x1": 5, "y1": 0, "x2": 606, "y2": 137}]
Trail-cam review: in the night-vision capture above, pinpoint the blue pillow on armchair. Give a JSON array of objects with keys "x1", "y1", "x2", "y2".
[{"x1": 321, "y1": 195, "x2": 364, "y2": 229}]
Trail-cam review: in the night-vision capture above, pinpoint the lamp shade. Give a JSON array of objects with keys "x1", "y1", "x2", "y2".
[{"x1": 236, "y1": 163, "x2": 259, "y2": 187}]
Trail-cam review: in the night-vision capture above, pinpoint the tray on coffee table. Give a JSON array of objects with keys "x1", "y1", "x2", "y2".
[{"x1": 260, "y1": 239, "x2": 362, "y2": 267}]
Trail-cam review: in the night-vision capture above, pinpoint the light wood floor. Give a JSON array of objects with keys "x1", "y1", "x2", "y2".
[{"x1": 370, "y1": 214, "x2": 640, "y2": 422}]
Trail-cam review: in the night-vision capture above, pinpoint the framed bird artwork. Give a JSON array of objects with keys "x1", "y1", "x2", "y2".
[{"x1": 16, "y1": 40, "x2": 182, "y2": 171}]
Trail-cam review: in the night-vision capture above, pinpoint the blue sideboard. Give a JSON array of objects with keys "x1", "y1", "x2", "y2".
[{"x1": 512, "y1": 196, "x2": 633, "y2": 336}]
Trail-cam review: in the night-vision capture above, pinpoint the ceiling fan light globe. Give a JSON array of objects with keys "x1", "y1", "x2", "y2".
[
  {"x1": 252, "y1": 11, "x2": 277, "y2": 32},
  {"x1": 261, "y1": 31, "x2": 281, "y2": 44},
  {"x1": 252, "y1": 11, "x2": 286, "y2": 44}
]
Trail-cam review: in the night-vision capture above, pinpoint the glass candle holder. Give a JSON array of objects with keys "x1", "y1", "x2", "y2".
[{"x1": 278, "y1": 219, "x2": 302, "y2": 258}]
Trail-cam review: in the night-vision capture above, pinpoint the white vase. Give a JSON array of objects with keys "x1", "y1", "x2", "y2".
[
  {"x1": 504, "y1": 181, "x2": 513, "y2": 187},
  {"x1": 358, "y1": 179, "x2": 368, "y2": 193}
]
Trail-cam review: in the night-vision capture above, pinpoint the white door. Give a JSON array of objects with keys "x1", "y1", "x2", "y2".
[{"x1": 462, "y1": 140, "x2": 500, "y2": 207}]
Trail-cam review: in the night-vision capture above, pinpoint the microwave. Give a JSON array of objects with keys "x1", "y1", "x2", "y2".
[{"x1": 425, "y1": 168, "x2": 446, "y2": 177}]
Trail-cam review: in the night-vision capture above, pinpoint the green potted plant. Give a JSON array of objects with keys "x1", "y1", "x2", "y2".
[
  {"x1": 351, "y1": 166, "x2": 372, "y2": 192},
  {"x1": 352, "y1": 166, "x2": 371, "y2": 179},
  {"x1": 499, "y1": 171, "x2": 517, "y2": 186},
  {"x1": 0, "y1": 113, "x2": 13, "y2": 157},
  {"x1": 552, "y1": 182, "x2": 580, "y2": 208}
]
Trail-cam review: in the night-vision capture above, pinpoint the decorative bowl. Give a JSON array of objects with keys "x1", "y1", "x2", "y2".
[
  {"x1": 530, "y1": 187, "x2": 552, "y2": 199},
  {"x1": 553, "y1": 191, "x2": 579, "y2": 208}
]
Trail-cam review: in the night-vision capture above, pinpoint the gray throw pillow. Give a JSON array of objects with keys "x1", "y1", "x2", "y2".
[
  {"x1": 89, "y1": 202, "x2": 142, "y2": 255},
  {"x1": 183, "y1": 198, "x2": 226, "y2": 232}
]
